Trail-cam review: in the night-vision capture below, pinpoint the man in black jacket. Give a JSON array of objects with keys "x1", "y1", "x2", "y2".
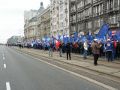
[{"x1": 66, "y1": 42, "x2": 71, "y2": 60}]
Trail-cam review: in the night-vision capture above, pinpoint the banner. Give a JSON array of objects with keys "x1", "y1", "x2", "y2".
[{"x1": 98, "y1": 23, "x2": 109, "y2": 39}]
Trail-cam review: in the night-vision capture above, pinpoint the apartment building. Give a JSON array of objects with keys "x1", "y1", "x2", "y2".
[
  {"x1": 69, "y1": 0, "x2": 120, "y2": 35},
  {"x1": 24, "y1": 2, "x2": 44, "y2": 42}
]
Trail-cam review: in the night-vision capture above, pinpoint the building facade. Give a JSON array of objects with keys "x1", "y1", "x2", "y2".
[
  {"x1": 37, "y1": 6, "x2": 50, "y2": 39},
  {"x1": 24, "y1": 17, "x2": 38, "y2": 42},
  {"x1": 24, "y1": 2, "x2": 44, "y2": 42},
  {"x1": 50, "y1": 0, "x2": 59, "y2": 37},
  {"x1": 59, "y1": 0, "x2": 69, "y2": 36},
  {"x1": 69, "y1": 0, "x2": 120, "y2": 35},
  {"x1": 50, "y1": 0, "x2": 69, "y2": 37}
]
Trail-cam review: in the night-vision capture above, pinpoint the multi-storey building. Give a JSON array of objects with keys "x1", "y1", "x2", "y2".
[
  {"x1": 69, "y1": 0, "x2": 120, "y2": 35},
  {"x1": 37, "y1": 6, "x2": 50, "y2": 39},
  {"x1": 50, "y1": 0, "x2": 69, "y2": 37},
  {"x1": 24, "y1": 2, "x2": 44, "y2": 42}
]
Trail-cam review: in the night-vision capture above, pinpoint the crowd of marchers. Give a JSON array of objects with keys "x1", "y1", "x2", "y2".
[{"x1": 12, "y1": 38, "x2": 120, "y2": 66}]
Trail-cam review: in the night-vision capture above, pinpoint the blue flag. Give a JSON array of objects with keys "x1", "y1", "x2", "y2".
[
  {"x1": 69, "y1": 36, "x2": 74, "y2": 43},
  {"x1": 116, "y1": 30, "x2": 120, "y2": 41},
  {"x1": 87, "y1": 31, "x2": 93, "y2": 42},
  {"x1": 73, "y1": 32, "x2": 78, "y2": 42},
  {"x1": 98, "y1": 23, "x2": 109, "y2": 39}
]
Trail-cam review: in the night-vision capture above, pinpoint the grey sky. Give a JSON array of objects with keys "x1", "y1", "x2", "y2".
[{"x1": 0, "y1": 0, "x2": 50, "y2": 43}]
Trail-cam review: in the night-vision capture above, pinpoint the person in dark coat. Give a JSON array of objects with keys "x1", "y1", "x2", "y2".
[{"x1": 66, "y1": 42, "x2": 71, "y2": 60}]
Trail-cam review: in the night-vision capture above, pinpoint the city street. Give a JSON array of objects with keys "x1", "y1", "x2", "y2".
[
  {"x1": 0, "y1": 45, "x2": 114, "y2": 90},
  {"x1": 0, "y1": 0, "x2": 120, "y2": 90}
]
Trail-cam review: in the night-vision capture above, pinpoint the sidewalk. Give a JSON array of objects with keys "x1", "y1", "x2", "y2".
[{"x1": 14, "y1": 47, "x2": 120, "y2": 78}]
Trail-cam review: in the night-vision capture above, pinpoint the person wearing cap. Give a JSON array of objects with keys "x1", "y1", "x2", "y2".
[
  {"x1": 91, "y1": 39, "x2": 102, "y2": 66},
  {"x1": 105, "y1": 39, "x2": 113, "y2": 62}
]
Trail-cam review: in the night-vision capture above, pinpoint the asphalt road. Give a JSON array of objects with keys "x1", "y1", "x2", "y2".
[{"x1": 0, "y1": 46, "x2": 108, "y2": 90}]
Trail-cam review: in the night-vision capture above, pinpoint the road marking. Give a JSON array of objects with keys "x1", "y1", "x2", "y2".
[
  {"x1": 3, "y1": 57, "x2": 5, "y2": 60},
  {"x1": 4, "y1": 64, "x2": 6, "y2": 69},
  {"x1": 6, "y1": 82, "x2": 11, "y2": 90},
  {"x1": 3, "y1": 54, "x2": 5, "y2": 60}
]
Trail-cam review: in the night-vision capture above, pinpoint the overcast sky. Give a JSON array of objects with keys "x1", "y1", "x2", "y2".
[{"x1": 0, "y1": 0, "x2": 50, "y2": 43}]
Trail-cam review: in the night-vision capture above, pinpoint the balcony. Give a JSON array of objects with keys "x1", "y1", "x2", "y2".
[
  {"x1": 70, "y1": 0, "x2": 76, "y2": 3},
  {"x1": 84, "y1": 3, "x2": 91, "y2": 8},
  {"x1": 93, "y1": 0, "x2": 103, "y2": 6},
  {"x1": 93, "y1": 0, "x2": 102, "y2": 4},
  {"x1": 77, "y1": 7, "x2": 84, "y2": 13},
  {"x1": 106, "y1": 7, "x2": 119, "y2": 14}
]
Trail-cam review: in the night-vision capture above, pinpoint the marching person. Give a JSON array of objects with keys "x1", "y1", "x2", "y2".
[
  {"x1": 49, "y1": 42, "x2": 53, "y2": 57},
  {"x1": 105, "y1": 39, "x2": 113, "y2": 62},
  {"x1": 83, "y1": 40, "x2": 88, "y2": 59},
  {"x1": 66, "y1": 42, "x2": 71, "y2": 60},
  {"x1": 91, "y1": 39, "x2": 102, "y2": 66},
  {"x1": 59, "y1": 41, "x2": 62, "y2": 57}
]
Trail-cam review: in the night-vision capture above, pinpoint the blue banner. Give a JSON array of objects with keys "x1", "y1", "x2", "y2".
[
  {"x1": 116, "y1": 30, "x2": 120, "y2": 41},
  {"x1": 98, "y1": 23, "x2": 109, "y2": 39}
]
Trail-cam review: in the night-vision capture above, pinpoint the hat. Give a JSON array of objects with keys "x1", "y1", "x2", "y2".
[
  {"x1": 107, "y1": 39, "x2": 110, "y2": 41},
  {"x1": 94, "y1": 39, "x2": 98, "y2": 42}
]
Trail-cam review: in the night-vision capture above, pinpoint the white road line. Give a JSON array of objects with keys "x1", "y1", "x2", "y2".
[
  {"x1": 3, "y1": 54, "x2": 5, "y2": 60},
  {"x1": 4, "y1": 64, "x2": 6, "y2": 69},
  {"x1": 6, "y1": 82, "x2": 11, "y2": 90},
  {"x1": 3, "y1": 57, "x2": 5, "y2": 60}
]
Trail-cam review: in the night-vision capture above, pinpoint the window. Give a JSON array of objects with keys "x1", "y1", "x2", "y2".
[
  {"x1": 107, "y1": 0, "x2": 114, "y2": 10},
  {"x1": 114, "y1": 0, "x2": 119, "y2": 9},
  {"x1": 88, "y1": 21, "x2": 92, "y2": 29}
]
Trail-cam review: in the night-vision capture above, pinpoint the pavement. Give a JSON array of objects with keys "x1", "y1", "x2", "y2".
[
  {"x1": 0, "y1": 46, "x2": 110, "y2": 90},
  {"x1": 14, "y1": 47, "x2": 120, "y2": 79}
]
